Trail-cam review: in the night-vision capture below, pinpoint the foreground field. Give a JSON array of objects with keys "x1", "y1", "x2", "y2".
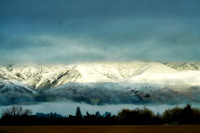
[{"x1": 0, "y1": 125, "x2": 200, "y2": 133}]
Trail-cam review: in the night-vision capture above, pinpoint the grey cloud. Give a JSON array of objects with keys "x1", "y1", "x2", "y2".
[
  {"x1": 0, "y1": 0, "x2": 200, "y2": 64},
  {"x1": 1, "y1": 0, "x2": 200, "y2": 20}
]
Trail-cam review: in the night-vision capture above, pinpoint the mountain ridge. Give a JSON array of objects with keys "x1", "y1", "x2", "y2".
[{"x1": 0, "y1": 62, "x2": 200, "y2": 105}]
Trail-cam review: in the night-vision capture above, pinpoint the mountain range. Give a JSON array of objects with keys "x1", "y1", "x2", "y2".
[{"x1": 0, "y1": 62, "x2": 200, "y2": 105}]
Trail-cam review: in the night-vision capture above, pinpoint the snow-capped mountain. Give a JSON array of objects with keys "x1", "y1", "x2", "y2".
[{"x1": 0, "y1": 62, "x2": 200, "y2": 105}]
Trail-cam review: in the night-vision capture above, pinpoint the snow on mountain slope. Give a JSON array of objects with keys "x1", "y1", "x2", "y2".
[
  {"x1": 131, "y1": 68, "x2": 200, "y2": 86},
  {"x1": 118, "y1": 62, "x2": 176, "y2": 78},
  {"x1": 1, "y1": 62, "x2": 200, "y2": 89},
  {"x1": 44, "y1": 81, "x2": 200, "y2": 105},
  {"x1": 0, "y1": 62, "x2": 200, "y2": 105},
  {"x1": 0, "y1": 80, "x2": 37, "y2": 96},
  {"x1": 7, "y1": 65, "x2": 65, "y2": 89},
  {"x1": 165, "y1": 62, "x2": 200, "y2": 71},
  {"x1": 0, "y1": 66, "x2": 20, "y2": 80}
]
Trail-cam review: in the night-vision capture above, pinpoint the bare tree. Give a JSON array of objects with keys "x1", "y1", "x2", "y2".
[{"x1": 2, "y1": 106, "x2": 32, "y2": 118}]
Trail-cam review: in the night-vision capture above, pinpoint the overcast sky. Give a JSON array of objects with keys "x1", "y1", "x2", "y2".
[{"x1": 0, "y1": 0, "x2": 200, "y2": 64}]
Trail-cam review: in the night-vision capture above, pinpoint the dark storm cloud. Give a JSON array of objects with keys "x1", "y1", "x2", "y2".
[{"x1": 0, "y1": 0, "x2": 200, "y2": 64}]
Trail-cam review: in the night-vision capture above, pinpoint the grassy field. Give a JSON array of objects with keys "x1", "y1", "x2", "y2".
[{"x1": 0, "y1": 125, "x2": 200, "y2": 133}]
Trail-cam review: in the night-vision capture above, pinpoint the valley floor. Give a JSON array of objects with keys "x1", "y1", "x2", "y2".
[{"x1": 0, "y1": 125, "x2": 200, "y2": 133}]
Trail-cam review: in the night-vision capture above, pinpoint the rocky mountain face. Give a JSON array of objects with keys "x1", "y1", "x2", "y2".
[{"x1": 0, "y1": 62, "x2": 200, "y2": 105}]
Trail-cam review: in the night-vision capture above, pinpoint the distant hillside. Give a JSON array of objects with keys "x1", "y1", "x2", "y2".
[{"x1": 0, "y1": 62, "x2": 200, "y2": 105}]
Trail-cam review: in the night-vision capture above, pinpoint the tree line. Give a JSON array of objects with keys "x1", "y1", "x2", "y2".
[{"x1": 0, "y1": 104, "x2": 200, "y2": 125}]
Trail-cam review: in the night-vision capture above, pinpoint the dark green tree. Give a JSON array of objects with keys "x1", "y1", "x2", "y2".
[{"x1": 75, "y1": 106, "x2": 82, "y2": 118}]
